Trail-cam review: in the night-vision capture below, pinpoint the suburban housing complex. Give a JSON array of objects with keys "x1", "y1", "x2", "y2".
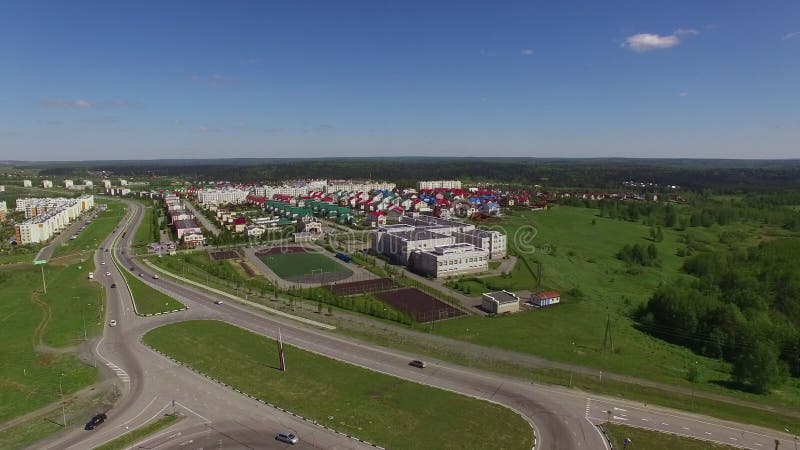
[{"x1": 13, "y1": 195, "x2": 95, "y2": 244}]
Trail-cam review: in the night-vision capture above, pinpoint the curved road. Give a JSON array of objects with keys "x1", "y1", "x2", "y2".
[{"x1": 37, "y1": 199, "x2": 797, "y2": 450}]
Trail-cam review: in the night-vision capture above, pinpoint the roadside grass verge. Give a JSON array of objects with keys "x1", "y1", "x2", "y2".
[
  {"x1": 605, "y1": 423, "x2": 738, "y2": 450},
  {"x1": 132, "y1": 199, "x2": 159, "y2": 252},
  {"x1": 118, "y1": 269, "x2": 184, "y2": 315},
  {"x1": 0, "y1": 264, "x2": 99, "y2": 424},
  {"x1": 144, "y1": 320, "x2": 533, "y2": 450},
  {"x1": 93, "y1": 413, "x2": 181, "y2": 450},
  {"x1": 52, "y1": 201, "x2": 124, "y2": 259}
]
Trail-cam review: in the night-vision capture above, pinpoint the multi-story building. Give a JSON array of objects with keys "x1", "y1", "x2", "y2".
[
  {"x1": 253, "y1": 184, "x2": 310, "y2": 198},
  {"x1": 0, "y1": 185, "x2": 5, "y2": 192},
  {"x1": 42, "y1": 180, "x2": 53, "y2": 188},
  {"x1": 119, "y1": 179, "x2": 128, "y2": 186},
  {"x1": 106, "y1": 187, "x2": 131, "y2": 196},
  {"x1": 325, "y1": 180, "x2": 396, "y2": 193},
  {"x1": 183, "y1": 233, "x2": 205, "y2": 248},
  {"x1": 0, "y1": 201, "x2": 7, "y2": 221},
  {"x1": 13, "y1": 195, "x2": 94, "y2": 244},
  {"x1": 418, "y1": 180, "x2": 462, "y2": 190},
  {"x1": 410, "y1": 243, "x2": 489, "y2": 278},
  {"x1": 196, "y1": 188, "x2": 249, "y2": 206},
  {"x1": 84, "y1": 180, "x2": 94, "y2": 188},
  {"x1": 102, "y1": 179, "x2": 112, "y2": 189},
  {"x1": 23, "y1": 180, "x2": 32, "y2": 187},
  {"x1": 64, "y1": 180, "x2": 74, "y2": 188},
  {"x1": 453, "y1": 229, "x2": 507, "y2": 259},
  {"x1": 173, "y1": 219, "x2": 202, "y2": 239},
  {"x1": 371, "y1": 225, "x2": 455, "y2": 265}
]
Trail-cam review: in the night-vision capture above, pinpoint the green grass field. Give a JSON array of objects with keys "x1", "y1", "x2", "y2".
[
  {"x1": 258, "y1": 250, "x2": 351, "y2": 281},
  {"x1": 132, "y1": 199, "x2": 158, "y2": 250},
  {"x1": 605, "y1": 423, "x2": 738, "y2": 450},
  {"x1": 432, "y1": 206, "x2": 800, "y2": 409},
  {"x1": 118, "y1": 268, "x2": 184, "y2": 315},
  {"x1": 94, "y1": 414, "x2": 180, "y2": 450},
  {"x1": 0, "y1": 264, "x2": 99, "y2": 424},
  {"x1": 144, "y1": 320, "x2": 533, "y2": 450},
  {"x1": 52, "y1": 201, "x2": 125, "y2": 260}
]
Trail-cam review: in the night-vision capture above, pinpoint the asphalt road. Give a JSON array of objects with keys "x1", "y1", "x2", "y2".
[{"x1": 35, "y1": 199, "x2": 798, "y2": 450}]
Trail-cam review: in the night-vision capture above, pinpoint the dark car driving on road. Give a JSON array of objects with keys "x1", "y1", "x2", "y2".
[{"x1": 85, "y1": 413, "x2": 107, "y2": 430}]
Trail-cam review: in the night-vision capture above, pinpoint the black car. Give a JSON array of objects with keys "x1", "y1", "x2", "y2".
[
  {"x1": 110, "y1": 283, "x2": 117, "y2": 288},
  {"x1": 85, "y1": 413, "x2": 107, "y2": 430}
]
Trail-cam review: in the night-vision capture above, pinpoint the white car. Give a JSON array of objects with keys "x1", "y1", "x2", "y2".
[
  {"x1": 109, "y1": 320, "x2": 117, "y2": 327},
  {"x1": 152, "y1": 274, "x2": 159, "y2": 279},
  {"x1": 100, "y1": 261, "x2": 106, "y2": 265},
  {"x1": 105, "y1": 272, "x2": 111, "y2": 276}
]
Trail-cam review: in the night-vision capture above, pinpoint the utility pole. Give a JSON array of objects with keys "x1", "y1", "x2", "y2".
[
  {"x1": 536, "y1": 262, "x2": 542, "y2": 292},
  {"x1": 277, "y1": 328, "x2": 286, "y2": 372},
  {"x1": 602, "y1": 313, "x2": 614, "y2": 352},
  {"x1": 59, "y1": 377, "x2": 67, "y2": 427}
]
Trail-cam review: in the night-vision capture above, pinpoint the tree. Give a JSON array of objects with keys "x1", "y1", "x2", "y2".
[
  {"x1": 647, "y1": 243, "x2": 658, "y2": 260},
  {"x1": 731, "y1": 339, "x2": 787, "y2": 393},
  {"x1": 655, "y1": 226, "x2": 664, "y2": 243}
]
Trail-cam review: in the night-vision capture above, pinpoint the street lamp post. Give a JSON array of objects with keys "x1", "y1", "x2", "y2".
[{"x1": 59, "y1": 373, "x2": 67, "y2": 427}]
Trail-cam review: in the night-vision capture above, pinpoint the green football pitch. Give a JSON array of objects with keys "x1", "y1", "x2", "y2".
[{"x1": 257, "y1": 251, "x2": 351, "y2": 282}]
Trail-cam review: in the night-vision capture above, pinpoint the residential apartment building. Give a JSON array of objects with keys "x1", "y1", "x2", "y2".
[
  {"x1": 42, "y1": 180, "x2": 53, "y2": 188},
  {"x1": 13, "y1": 195, "x2": 94, "y2": 244},
  {"x1": 325, "y1": 180, "x2": 396, "y2": 193},
  {"x1": 23, "y1": 180, "x2": 32, "y2": 187},
  {"x1": 64, "y1": 179, "x2": 74, "y2": 188},
  {"x1": 410, "y1": 243, "x2": 488, "y2": 278},
  {"x1": 84, "y1": 180, "x2": 94, "y2": 188},
  {"x1": 0, "y1": 201, "x2": 7, "y2": 221},
  {"x1": 196, "y1": 187, "x2": 249, "y2": 206},
  {"x1": 119, "y1": 179, "x2": 128, "y2": 186},
  {"x1": 102, "y1": 179, "x2": 112, "y2": 188},
  {"x1": 418, "y1": 180, "x2": 462, "y2": 190}
]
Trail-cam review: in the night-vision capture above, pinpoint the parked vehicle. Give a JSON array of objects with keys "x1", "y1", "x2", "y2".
[
  {"x1": 276, "y1": 432, "x2": 299, "y2": 445},
  {"x1": 152, "y1": 274, "x2": 159, "y2": 279},
  {"x1": 335, "y1": 252, "x2": 352, "y2": 263},
  {"x1": 88, "y1": 272, "x2": 94, "y2": 279},
  {"x1": 84, "y1": 413, "x2": 107, "y2": 430},
  {"x1": 214, "y1": 300, "x2": 223, "y2": 305}
]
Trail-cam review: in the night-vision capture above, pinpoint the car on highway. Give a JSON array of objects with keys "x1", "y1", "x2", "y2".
[
  {"x1": 275, "y1": 432, "x2": 299, "y2": 445},
  {"x1": 409, "y1": 360, "x2": 427, "y2": 368},
  {"x1": 214, "y1": 300, "x2": 223, "y2": 305},
  {"x1": 110, "y1": 283, "x2": 116, "y2": 288},
  {"x1": 152, "y1": 274, "x2": 159, "y2": 279},
  {"x1": 100, "y1": 261, "x2": 106, "y2": 265},
  {"x1": 84, "y1": 413, "x2": 107, "y2": 430},
  {"x1": 130, "y1": 266, "x2": 135, "y2": 270},
  {"x1": 109, "y1": 320, "x2": 117, "y2": 327},
  {"x1": 105, "y1": 249, "x2": 109, "y2": 252},
  {"x1": 139, "y1": 273, "x2": 145, "y2": 277},
  {"x1": 105, "y1": 272, "x2": 111, "y2": 276}
]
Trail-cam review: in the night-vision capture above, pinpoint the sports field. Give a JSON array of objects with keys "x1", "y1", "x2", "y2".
[
  {"x1": 256, "y1": 247, "x2": 351, "y2": 283},
  {"x1": 144, "y1": 320, "x2": 533, "y2": 450}
]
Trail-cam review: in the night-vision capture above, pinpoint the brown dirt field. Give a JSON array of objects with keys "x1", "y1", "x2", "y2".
[
  {"x1": 324, "y1": 278, "x2": 396, "y2": 296},
  {"x1": 375, "y1": 288, "x2": 464, "y2": 323}
]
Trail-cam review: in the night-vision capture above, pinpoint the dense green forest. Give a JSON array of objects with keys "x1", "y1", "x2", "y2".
[{"x1": 637, "y1": 240, "x2": 800, "y2": 393}]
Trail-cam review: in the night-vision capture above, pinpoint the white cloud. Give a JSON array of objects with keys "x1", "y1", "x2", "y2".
[
  {"x1": 783, "y1": 31, "x2": 800, "y2": 40},
  {"x1": 41, "y1": 99, "x2": 133, "y2": 109},
  {"x1": 679, "y1": 91, "x2": 689, "y2": 97},
  {"x1": 521, "y1": 48, "x2": 534, "y2": 56},
  {"x1": 621, "y1": 29, "x2": 698, "y2": 52}
]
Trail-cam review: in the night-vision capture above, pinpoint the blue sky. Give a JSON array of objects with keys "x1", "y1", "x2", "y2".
[{"x1": 1, "y1": 0, "x2": 798, "y2": 160}]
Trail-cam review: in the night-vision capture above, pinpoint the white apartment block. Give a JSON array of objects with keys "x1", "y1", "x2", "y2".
[
  {"x1": 325, "y1": 180, "x2": 396, "y2": 193},
  {"x1": 410, "y1": 243, "x2": 489, "y2": 278},
  {"x1": 42, "y1": 180, "x2": 53, "y2": 188},
  {"x1": 64, "y1": 179, "x2": 74, "y2": 188},
  {"x1": 418, "y1": 180, "x2": 462, "y2": 190},
  {"x1": 13, "y1": 195, "x2": 95, "y2": 244},
  {"x1": 84, "y1": 180, "x2": 94, "y2": 187},
  {"x1": 0, "y1": 201, "x2": 7, "y2": 220},
  {"x1": 196, "y1": 188, "x2": 249, "y2": 206},
  {"x1": 23, "y1": 180, "x2": 32, "y2": 187},
  {"x1": 119, "y1": 179, "x2": 128, "y2": 186},
  {"x1": 253, "y1": 185, "x2": 310, "y2": 198},
  {"x1": 102, "y1": 179, "x2": 112, "y2": 188},
  {"x1": 0, "y1": 185, "x2": 5, "y2": 192}
]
